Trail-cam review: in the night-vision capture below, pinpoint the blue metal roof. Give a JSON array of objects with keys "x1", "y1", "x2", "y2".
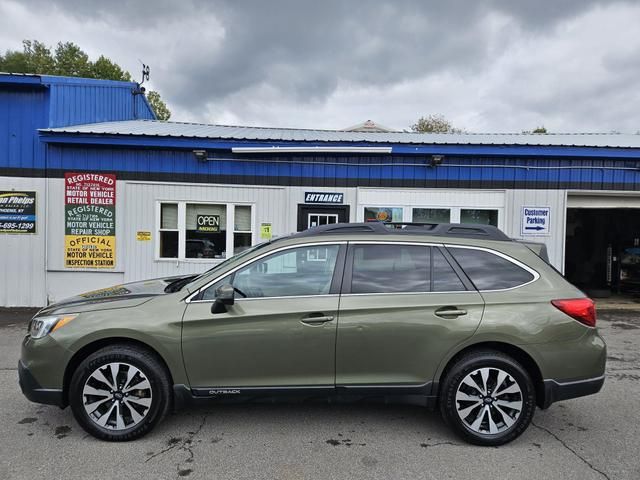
[{"x1": 42, "y1": 119, "x2": 640, "y2": 149}]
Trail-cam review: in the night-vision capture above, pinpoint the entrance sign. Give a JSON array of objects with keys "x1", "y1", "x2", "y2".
[
  {"x1": 64, "y1": 173, "x2": 116, "y2": 268},
  {"x1": 0, "y1": 191, "x2": 36, "y2": 234},
  {"x1": 521, "y1": 207, "x2": 550, "y2": 236},
  {"x1": 304, "y1": 192, "x2": 344, "y2": 204}
]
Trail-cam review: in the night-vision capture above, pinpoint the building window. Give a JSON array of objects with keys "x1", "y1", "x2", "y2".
[
  {"x1": 364, "y1": 207, "x2": 403, "y2": 223},
  {"x1": 460, "y1": 209, "x2": 498, "y2": 226},
  {"x1": 186, "y1": 203, "x2": 226, "y2": 258},
  {"x1": 157, "y1": 202, "x2": 254, "y2": 260},
  {"x1": 413, "y1": 208, "x2": 451, "y2": 223},
  {"x1": 234, "y1": 205, "x2": 253, "y2": 254},
  {"x1": 159, "y1": 203, "x2": 179, "y2": 258}
]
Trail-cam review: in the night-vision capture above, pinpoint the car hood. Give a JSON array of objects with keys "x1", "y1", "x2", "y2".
[{"x1": 37, "y1": 274, "x2": 196, "y2": 315}]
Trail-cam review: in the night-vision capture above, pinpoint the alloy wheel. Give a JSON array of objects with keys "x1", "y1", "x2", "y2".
[
  {"x1": 82, "y1": 362, "x2": 153, "y2": 430},
  {"x1": 455, "y1": 367, "x2": 523, "y2": 435}
]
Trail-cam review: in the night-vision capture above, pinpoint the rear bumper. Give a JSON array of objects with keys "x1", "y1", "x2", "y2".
[
  {"x1": 18, "y1": 360, "x2": 65, "y2": 408},
  {"x1": 541, "y1": 374, "x2": 605, "y2": 409}
]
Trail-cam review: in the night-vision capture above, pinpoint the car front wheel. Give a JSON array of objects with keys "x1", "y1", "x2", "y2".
[
  {"x1": 439, "y1": 350, "x2": 536, "y2": 446},
  {"x1": 69, "y1": 344, "x2": 171, "y2": 441}
]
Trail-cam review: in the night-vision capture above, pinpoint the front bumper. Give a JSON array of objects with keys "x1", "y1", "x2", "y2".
[
  {"x1": 18, "y1": 360, "x2": 65, "y2": 408},
  {"x1": 540, "y1": 374, "x2": 605, "y2": 409}
]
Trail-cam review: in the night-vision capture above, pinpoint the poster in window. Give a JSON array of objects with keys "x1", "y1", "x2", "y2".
[
  {"x1": 64, "y1": 172, "x2": 116, "y2": 269},
  {"x1": 0, "y1": 191, "x2": 37, "y2": 234}
]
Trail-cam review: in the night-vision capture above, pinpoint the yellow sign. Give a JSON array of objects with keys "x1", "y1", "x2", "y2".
[
  {"x1": 136, "y1": 231, "x2": 152, "y2": 241},
  {"x1": 260, "y1": 223, "x2": 272, "y2": 240},
  {"x1": 64, "y1": 235, "x2": 115, "y2": 268}
]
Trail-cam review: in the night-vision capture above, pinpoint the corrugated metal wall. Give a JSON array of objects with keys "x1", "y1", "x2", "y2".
[
  {"x1": 47, "y1": 81, "x2": 154, "y2": 128},
  {"x1": 122, "y1": 181, "x2": 288, "y2": 283},
  {"x1": 0, "y1": 176, "x2": 47, "y2": 306},
  {"x1": 0, "y1": 87, "x2": 48, "y2": 170}
]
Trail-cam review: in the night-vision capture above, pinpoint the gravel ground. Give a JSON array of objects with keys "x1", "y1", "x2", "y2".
[{"x1": 0, "y1": 308, "x2": 638, "y2": 480}]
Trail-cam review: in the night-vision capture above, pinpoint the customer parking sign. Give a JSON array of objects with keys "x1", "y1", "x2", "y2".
[{"x1": 521, "y1": 206, "x2": 550, "y2": 236}]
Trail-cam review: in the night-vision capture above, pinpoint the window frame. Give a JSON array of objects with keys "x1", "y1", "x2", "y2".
[
  {"x1": 359, "y1": 205, "x2": 504, "y2": 229},
  {"x1": 445, "y1": 244, "x2": 540, "y2": 292},
  {"x1": 155, "y1": 201, "x2": 256, "y2": 262},
  {"x1": 186, "y1": 241, "x2": 347, "y2": 303},
  {"x1": 158, "y1": 202, "x2": 180, "y2": 258}
]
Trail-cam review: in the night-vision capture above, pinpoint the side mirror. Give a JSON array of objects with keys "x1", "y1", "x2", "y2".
[{"x1": 211, "y1": 284, "x2": 235, "y2": 314}]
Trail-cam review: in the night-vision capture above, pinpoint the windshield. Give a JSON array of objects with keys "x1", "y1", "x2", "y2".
[{"x1": 179, "y1": 241, "x2": 273, "y2": 290}]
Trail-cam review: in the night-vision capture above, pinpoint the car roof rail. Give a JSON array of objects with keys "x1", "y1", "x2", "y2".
[{"x1": 292, "y1": 222, "x2": 511, "y2": 241}]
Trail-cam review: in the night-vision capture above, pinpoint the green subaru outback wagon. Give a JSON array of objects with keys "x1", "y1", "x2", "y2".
[{"x1": 19, "y1": 222, "x2": 606, "y2": 445}]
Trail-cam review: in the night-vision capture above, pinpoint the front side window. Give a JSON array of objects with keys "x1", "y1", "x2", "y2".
[
  {"x1": 203, "y1": 244, "x2": 341, "y2": 299},
  {"x1": 449, "y1": 247, "x2": 534, "y2": 290},
  {"x1": 351, "y1": 244, "x2": 430, "y2": 293}
]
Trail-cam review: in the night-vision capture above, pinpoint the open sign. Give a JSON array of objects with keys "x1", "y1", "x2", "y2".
[{"x1": 196, "y1": 214, "x2": 220, "y2": 232}]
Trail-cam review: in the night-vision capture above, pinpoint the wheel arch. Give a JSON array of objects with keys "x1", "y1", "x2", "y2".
[
  {"x1": 62, "y1": 337, "x2": 175, "y2": 407},
  {"x1": 435, "y1": 341, "x2": 546, "y2": 409}
]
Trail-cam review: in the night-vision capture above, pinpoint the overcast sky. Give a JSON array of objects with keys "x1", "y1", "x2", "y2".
[{"x1": 1, "y1": 0, "x2": 639, "y2": 132}]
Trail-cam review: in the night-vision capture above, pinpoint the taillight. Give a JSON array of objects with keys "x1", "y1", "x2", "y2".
[{"x1": 551, "y1": 298, "x2": 596, "y2": 327}]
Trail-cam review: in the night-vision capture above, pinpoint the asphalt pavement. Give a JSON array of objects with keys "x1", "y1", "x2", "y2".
[{"x1": 0, "y1": 308, "x2": 638, "y2": 480}]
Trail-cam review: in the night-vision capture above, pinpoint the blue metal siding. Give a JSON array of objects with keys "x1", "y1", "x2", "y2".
[
  {"x1": 47, "y1": 83, "x2": 154, "y2": 128},
  {"x1": 0, "y1": 87, "x2": 48, "y2": 169},
  {"x1": 44, "y1": 145, "x2": 640, "y2": 190}
]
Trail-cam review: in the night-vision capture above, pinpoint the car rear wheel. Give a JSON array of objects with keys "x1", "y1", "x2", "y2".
[
  {"x1": 439, "y1": 350, "x2": 536, "y2": 446},
  {"x1": 69, "y1": 344, "x2": 171, "y2": 441}
]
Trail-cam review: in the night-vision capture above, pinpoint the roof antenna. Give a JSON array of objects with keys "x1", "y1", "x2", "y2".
[{"x1": 139, "y1": 63, "x2": 150, "y2": 88}]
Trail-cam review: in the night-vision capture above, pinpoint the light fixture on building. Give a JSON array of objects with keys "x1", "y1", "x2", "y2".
[
  {"x1": 231, "y1": 146, "x2": 393, "y2": 154},
  {"x1": 193, "y1": 150, "x2": 208, "y2": 162},
  {"x1": 431, "y1": 154, "x2": 444, "y2": 166}
]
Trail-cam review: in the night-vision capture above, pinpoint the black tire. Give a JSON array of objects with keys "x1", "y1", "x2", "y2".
[
  {"x1": 69, "y1": 344, "x2": 172, "y2": 441},
  {"x1": 439, "y1": 350, "x2": 536, "y2": 446}
]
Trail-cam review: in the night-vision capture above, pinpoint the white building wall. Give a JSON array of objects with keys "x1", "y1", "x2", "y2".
[
  {"x1": 504, "y1": 189, "x2": 567, "y2": 272},
  {"x1": 121, "y1": 181, "x2": 288, "y2": 283},
  {"x1": 0, "y1": 177, "x2": 593, "y2": 306},
  {"x1": 0, "y1": 176, "x2": 47, "y2": 306}
]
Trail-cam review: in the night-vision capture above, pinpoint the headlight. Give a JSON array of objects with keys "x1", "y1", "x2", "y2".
[{"x1": 28, "y1": 314, "x2": 78, "y2": 339}]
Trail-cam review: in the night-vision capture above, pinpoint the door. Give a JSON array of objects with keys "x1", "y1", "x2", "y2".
[
  {"x1": 297, "y1": 205, "x2": 350, "y2": 231},
  {"x1": 336, "y1": 242, "x2": 484, "y2": 388},
  {"x1": 182, "y1": 243, "x2": 346, "y2": 390}
]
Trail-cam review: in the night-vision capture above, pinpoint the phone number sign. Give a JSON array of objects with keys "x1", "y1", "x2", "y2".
[
  {"x1": 64, "y1": 173, "x2": 116, "y2": 268},
  {"x1": 0, "y1": 191, "x2": 37, "y2": 234}
]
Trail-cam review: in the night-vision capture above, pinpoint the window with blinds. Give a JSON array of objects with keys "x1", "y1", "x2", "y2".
[{"x1": 157, "y1": 202, "x2": 254, "y2": 260}]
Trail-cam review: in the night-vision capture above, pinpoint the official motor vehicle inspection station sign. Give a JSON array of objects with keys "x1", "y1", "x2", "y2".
[{"x1": 64, "y1": 173, "x2": 116, "y2": 268}]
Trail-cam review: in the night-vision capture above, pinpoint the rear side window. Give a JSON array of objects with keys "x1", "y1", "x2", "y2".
[
  {"x1": 351, "y1": 244, "x2": 430, "y2": 293},
  {"x1": 449, "y1": 247, "x2": 535, "y2": 290},
  {"x1": 432, "y1": 249, "x2": 466, "y2": 291}
]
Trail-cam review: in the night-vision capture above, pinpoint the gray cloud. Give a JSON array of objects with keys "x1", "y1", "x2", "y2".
[{"x1": 1, "y1": 0, "x2": 638, "y2": 132}]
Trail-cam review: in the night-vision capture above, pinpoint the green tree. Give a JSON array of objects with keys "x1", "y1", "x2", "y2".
[
  {"x1": 523, "y1": 126, "x2": 548, "y2": 134},
  {"x1": 0, "y1": 39, "x2": 170, "y2": 120},
  {"x1": 146, "y1": 91, "x2": 171, "y2": 120},
  {"x1": 91, "y1": 55, "x2": 131, "y2": 82},
  {"x1": 411, "y1": 114, "x2": 464, "y2": 133}
]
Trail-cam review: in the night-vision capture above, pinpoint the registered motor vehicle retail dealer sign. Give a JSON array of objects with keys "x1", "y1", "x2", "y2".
[
  {"x1": 0, "y1": 191, "x2": 36, "y2": 233},
  {"x1": 64, "y1": 173, "x2": 116, "y2": 268},
  {"x1": 521, "y1": 206, "x2": 550, "y2": 236}
]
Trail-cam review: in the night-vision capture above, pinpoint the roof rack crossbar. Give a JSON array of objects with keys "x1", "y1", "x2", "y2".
[{"x1": 292, "y1": 222, "x2": 511, "y2": 241}]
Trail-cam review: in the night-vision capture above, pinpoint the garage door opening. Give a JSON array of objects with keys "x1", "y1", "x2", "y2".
[{"x1": 565, "y1": 208, "x2": 640, "y2": 296}]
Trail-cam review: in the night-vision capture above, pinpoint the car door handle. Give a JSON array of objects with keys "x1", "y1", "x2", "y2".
[
  {"x1": 435, "y1": 307, "x2": 468, "y2": 318},
  {"x1": 300, "y1": 314, "x2": 335, "y2": 326}
]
